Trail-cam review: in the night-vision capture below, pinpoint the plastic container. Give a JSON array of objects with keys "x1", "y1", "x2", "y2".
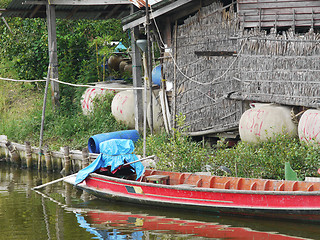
[
  {"x1": 239, "y1": 105, "x2": 297, "y2": 143},
  {"x1": 152, "y1": 65, "x2": 162, "y2": 86},
  {"x1": 88, "y1": 130, "x2": 140, "y2": 153},
  {"x1": 111, "y1": 90, "x2": 135, "y2": 129},
  {"x1": 298, "y1": 109, "x2": 320, "y2": 144}
]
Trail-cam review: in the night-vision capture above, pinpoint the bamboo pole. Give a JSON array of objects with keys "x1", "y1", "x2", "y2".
[
  {"x1": 122, "y1": 155, "x2": 155, "y2": 167},
  {"x1": 39, "y1": 46, "x2": 54, "y2": 170},
  {"x1": 143, "y1": 52, "x2": 148, "y2": 158},
  {"x1": 173, "y1": 20, "x2": 178, "y2": 131},
  {"x1": 32, "y1": 173, "x2": 77, "y2": 190}
]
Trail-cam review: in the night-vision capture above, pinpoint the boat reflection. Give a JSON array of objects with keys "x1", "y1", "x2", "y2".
[{"x1": 74, "y1": 200, "x2": 309, "y2": 240}]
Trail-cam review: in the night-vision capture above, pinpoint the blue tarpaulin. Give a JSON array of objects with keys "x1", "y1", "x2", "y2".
[{"x1": 75, "y1": 139, "x2": 144, "y2": 184}]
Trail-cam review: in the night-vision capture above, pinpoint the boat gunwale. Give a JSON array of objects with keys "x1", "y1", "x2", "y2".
[
  {"x1": 89, "y1": 173, "x2": 320, "y2": 196},
  {"x1": 74, "y1": 178, "x2": 320, "y2": 212}
]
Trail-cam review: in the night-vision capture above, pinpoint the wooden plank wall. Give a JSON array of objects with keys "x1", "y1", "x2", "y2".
[
  {"x1": 163, "y1": 2, "x2": 242, "y2": 135},
  {"x1": 238, "y1": 0, "x2": 320, "y2": 29}
]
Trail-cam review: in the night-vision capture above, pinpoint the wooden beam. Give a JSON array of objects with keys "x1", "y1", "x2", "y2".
[
  {"x1": 195, "y1": 51, "x2": 237, "y2": 57},
  {"x1": 130, "y1": 5, "x2": 143, "y2": 132},
  {"x1": 23, "y1": 1, "x2": 46, "y2": 5},
  {"x1": 45, "y1": 0, "x2": 130, "y2": 5},
  {"x1": 123, "y1": 0, "x2": 193, "y2": 30}
]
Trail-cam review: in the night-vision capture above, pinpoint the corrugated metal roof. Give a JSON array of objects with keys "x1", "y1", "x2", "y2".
[
  {"x1": 238, "y1": 0, "x2": 320, "y2": 29},
  {"x1": 0, "y1": 0, "x2": 132, "y2": 19}
]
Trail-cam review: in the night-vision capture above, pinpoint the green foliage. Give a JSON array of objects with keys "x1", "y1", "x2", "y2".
[
  {"x1": 0, "y1": 0, "x2": 11, "y2": 8},
  {"x1": 135, "y1": 114, "x2": 320, "y2": 179},
  {"x1": 0, "y1": 83, "x2": 126, "y2": 150},
  {"x1": 210, "y1": 134, "x2": 320, "y2": 180},
  {"x1": 39, "y1": 92, "x2": 126, "y2": 149},
  {"x1": 0, "y1": 17, "x2": 129, "y2": 113},
  {"x1": 135, "y1": 114, "x2": 211, "y2": 173}
]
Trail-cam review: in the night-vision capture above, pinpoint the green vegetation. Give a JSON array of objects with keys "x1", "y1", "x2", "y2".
[
  {"x1": 136, "y1": 116, "x2": 320, "y2": 180},
  {"x1": 0, "y1": 0, "x2": 10, "y2": 8},
  {"x1": 0, "y1": 17, "x2": 129, "y2": 149},
  {"x1": 0, "y1": 17, "x2": 319, "y2": 180},
  {"x1": 0, "y1": 81, "x2": 126, "y2": 149}
]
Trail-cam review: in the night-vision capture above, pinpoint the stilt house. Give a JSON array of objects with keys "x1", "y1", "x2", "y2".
[{"x1": 123, "y1": 0, "x2": 320, "y2": 139}]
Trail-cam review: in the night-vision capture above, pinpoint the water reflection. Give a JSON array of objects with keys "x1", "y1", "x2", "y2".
[
  {"x1": 0, "y1": 163, "x2": 320, "y2": 240},
  {"x1": 71, "y1": 199, "x2": 317, "y2": 240}
]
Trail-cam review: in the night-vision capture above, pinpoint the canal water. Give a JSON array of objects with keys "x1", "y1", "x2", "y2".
[{"x1": 1, "y1": 162, "x2": 320, "y2": 240}]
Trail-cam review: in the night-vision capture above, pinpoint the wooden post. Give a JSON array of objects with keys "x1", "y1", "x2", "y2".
[
  {"x1": 173, "y1": 20, "x2": 178, "y2": 131},
  {"x1": 5, "y1": 141, "x2": 20, "y2": 166},
  {"x1": 25, "y1": 141, "x2": 33, "y2": 168},
  {"x1": 65, "y1": 183, "x2": 72, "y2": 205},
  {"x1": 146, "y1": 0, "x2": 154, "y2": 134},
  {"x1": 259, "y1": 8, "x2": 261, "y2": 32},
  {"x1": 130, "y1": 5, "x2": 143, "y2": 132},
  {"x1": 292, "y1": 10, "x2": 296, "y2": 32},
  {"x1": 46, "y1": 3, "x2": 60, "y2": 109},
  {"x1": 81, "y1": 147, "x2": 89, "y2": 169},
  {"x1": 57, "y1": 157, "x2": 63, "y2": 172},
  {"x1": 64, "y1": 146, "x2": 71, "y2": 175},
  {"x1": 44, "y1": 145, "x2": 52, "y2": 172}
]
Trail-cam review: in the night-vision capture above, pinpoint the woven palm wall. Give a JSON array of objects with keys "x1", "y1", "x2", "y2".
[
  {"x1": 233, "y1": 29, "x2": 320, "y2": 108},
  {"x1": 163, "y1": 0, "x2": 320, "y2": 136},
  {"x1": 163, "y1": 2, "x2": 242, "y2": 135}
]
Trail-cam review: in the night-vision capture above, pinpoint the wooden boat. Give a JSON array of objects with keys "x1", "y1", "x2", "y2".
[{"x1": 65, "y1": 169, "x2": 320, "y2": 222}]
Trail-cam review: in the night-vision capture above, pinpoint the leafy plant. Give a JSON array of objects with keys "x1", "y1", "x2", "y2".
[{"x1": 135, "y1": 114, "x2": 211, "y2": 173}]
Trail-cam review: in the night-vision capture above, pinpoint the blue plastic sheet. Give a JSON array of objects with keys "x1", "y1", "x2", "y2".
[{"x1": 75, "y1": 139, "x2": 144, "y2": 184}]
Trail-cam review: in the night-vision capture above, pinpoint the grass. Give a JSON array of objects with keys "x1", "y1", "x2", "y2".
[{"x1": 0, "y1": 79, "x2": 127, "y2": 150}]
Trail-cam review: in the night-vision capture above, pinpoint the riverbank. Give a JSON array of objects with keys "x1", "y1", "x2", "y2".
[{"x1": 1, "y1": 81, "x2": 320, "y2": 180}]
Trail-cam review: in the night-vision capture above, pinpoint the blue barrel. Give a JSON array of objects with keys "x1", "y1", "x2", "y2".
[
  {"x1": 88, "y1": 130, "x2": 140, "y2": 153},
  {"x1": 152, "y1": 65, "x2": 162, "y2": 86}
]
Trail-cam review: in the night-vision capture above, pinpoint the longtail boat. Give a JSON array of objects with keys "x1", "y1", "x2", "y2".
[{"x1": 65, "y1": 168, "x2": 320, "y2": 222}]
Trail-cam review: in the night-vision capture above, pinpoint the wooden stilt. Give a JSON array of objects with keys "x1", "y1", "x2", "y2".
[
  {"x1": 64, "y1": 146, "x2": 71, "y2": 175},
  {"x1": 6, "y1": 141, "x2": 21, "y2": 166},
  {"x1": 82, "y1": 147, "x2": 89, "y2": 169},
  {"x1": 25, "y1": 141, "x2": 33, "y2": 168},
  {"x1": 44, "y1": 145, "x2": 52, "y2": 172}
]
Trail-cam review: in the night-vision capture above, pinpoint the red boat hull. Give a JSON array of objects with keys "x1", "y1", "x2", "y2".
[{"x1": 69, "y1": 172, "x2": 320, "y2": 222}]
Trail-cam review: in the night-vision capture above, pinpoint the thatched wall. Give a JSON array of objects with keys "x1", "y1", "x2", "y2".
[
  {"x1": 163, "y1": 2, "x2": 241, "y2": 135},
  {"x1": 163, "y1": 0, "x2": 320, "y2": 136},
  {"x1": 233, "y1": 29, "x2": 320, "y2": 108}
]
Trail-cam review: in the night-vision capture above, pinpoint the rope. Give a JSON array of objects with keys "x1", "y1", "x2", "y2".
[
  {"x1": 0, "y1": 76, "x2": 144, "y2": 90},
  {"x1": 0, "y1": 77, "x2": 46, "y2": 82}
]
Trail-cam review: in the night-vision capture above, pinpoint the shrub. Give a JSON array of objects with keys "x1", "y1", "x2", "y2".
[
  {"x1": 210, "y1": 134, "x2": 320, "y2": 180},
  {"x1": 135, "y1": 114, "x2": 211, "y2": 173}
]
